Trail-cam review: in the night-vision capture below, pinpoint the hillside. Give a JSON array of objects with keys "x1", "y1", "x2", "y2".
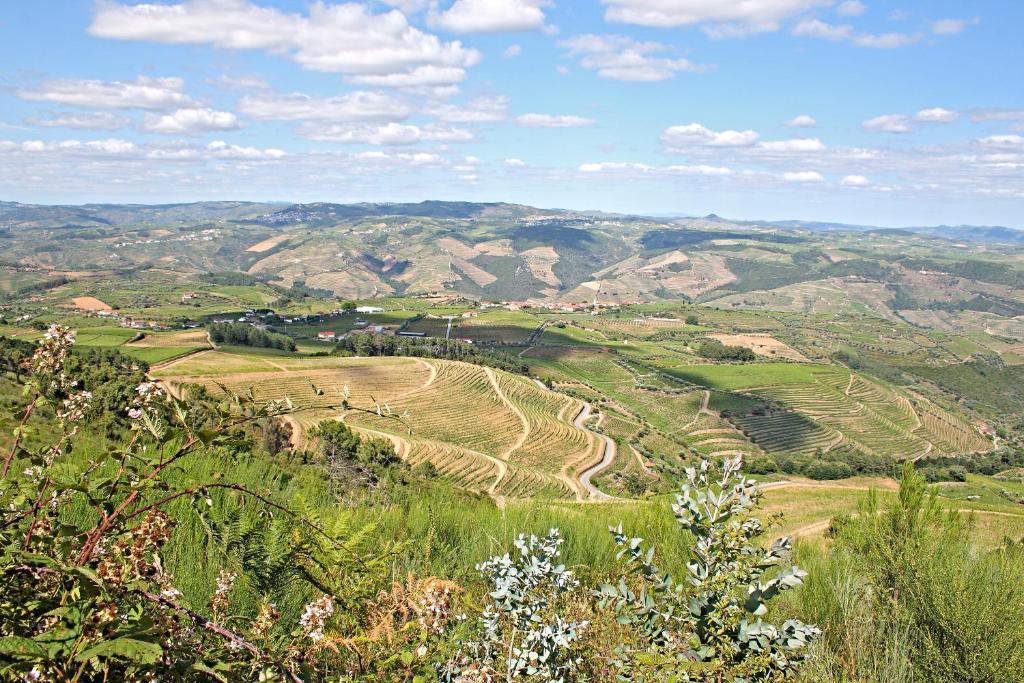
[{"x1": 158, "y1": 352, "x2": 606, "y2": 500}]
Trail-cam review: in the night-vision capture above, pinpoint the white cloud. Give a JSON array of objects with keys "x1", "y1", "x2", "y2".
[
  {"x1": 214, "y1": 74, "x2": 269, "y2": 90},
  {"x1": 842, "y1": 174, "x2": 870, "y2": 186},
  {"x1": 853, "y1": 32, "x2": 920, "y2": 48},
  {"x1": 783, "y1": 170, "x2": 824, "y2": 182},
  {"x1": 425, "y1": 95, "x2": 508, "y2": 122},
  {"x1": 16, "y1": 138, "x2": 139, "y2": 155},
  {"x1": 577, "y1": 161, "x2": 731, "y2": 176},
  {"x1": 786, "y1": 114, "x2": 817, "y2": 128},
  {"x1": 429, "y1": 0, "x2": 549, "y2": 33},
  {"x1": 792, "y1": 19, "x2": 852, "y2": 41},
  {"x1": 915, "y1": 107, "x2": 959, "y2": 123},
  {"x1": 970, "y1": 108, "x2": 1024, "y2": 123},
  {"x1": 141, "y1": 108, "x2": 240, "y2": 134},
  {"x1": 836, "y1": 1, "x2": 867, "y2": 17},
  {"x1": 862, "y1": 114, "x2": 912, "y2": 133},
  {"x1": 90, "y1": 0, "x2": 480, "y2": 87},
  {"x1": 661, "y1": 122, "x2": 759, "y2": 148},
  {"x1": 516, "y1": 113, "x2": 595, "y2": 128},
  {"x1": 26, "y1": 111, "x2": 130, "y2": 130},
  {"x1": 18, "y1": 76, "x2": 194, "y2": 110},
  {"x1": 666, "y1": 164, "x2": 732, "y2": 175},
  {"x1": 503, "y1": 44, "x2": 523, "y2": 57},
  {"x1": 504, "y1": 157, "x2": 526, "y2": 166},
  {"x1": 239, "y1": 91, "x2": 411, "y2": 122},
  {"x1": 205, "y1": 140, "x2": 285, "y2": 159},
  {"x1": 559, "y1": 34, "x2": 707, "y2": 82},
  {"x1": 932, "y1": 18, "x2": 978, "y2": 35},
  {"x1": 601, "y1": 0, "x2": 830, "y2": 34},
  {"x1": 759, "y1": 138, "x2": 826, "y2": 152},
  {"x1": 979, "y1": 135, "x2": 1024, "y2": 148},
  {"x1": 298, "y1": 121, "x2": 473, "y2": 145},
  {"x1": 346, "y1": 67, "x2": 470, "y2": 89}
]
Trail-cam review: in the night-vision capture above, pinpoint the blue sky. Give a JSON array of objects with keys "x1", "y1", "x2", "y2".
[{"x1": 1, "y1": 0, "x2": 1022, "y2": 227}]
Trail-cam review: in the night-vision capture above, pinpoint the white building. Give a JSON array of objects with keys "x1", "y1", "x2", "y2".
[{"x1": 355, "y1": 306, "x2": 384, "y2": 314}]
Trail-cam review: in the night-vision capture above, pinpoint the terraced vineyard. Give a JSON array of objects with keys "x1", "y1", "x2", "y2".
[
  {"x1": 157, "y1": 352, "x2": 602, "y2": 500},
  {"x1": 671, "y1": 363, "x2": 989, "y2": 459}
]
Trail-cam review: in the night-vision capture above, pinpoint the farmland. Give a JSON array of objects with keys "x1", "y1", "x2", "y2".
[{"x1": 157, "y1": 352, "x2": 604, "y2": 500}]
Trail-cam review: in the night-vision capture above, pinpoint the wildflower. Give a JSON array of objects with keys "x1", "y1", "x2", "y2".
[
  {"x1": 299, "y1": 595, "x2": 335, "y2": 643},
  {"x1": 29, "y1": 324, "x2": 77, "y2": 392},
  {"x1": 58, "y1": 390, "x2": 92, "y2": 423},
  {"x1": 127, "y1": 407, "x2": 143, "y2": 419},
  {"x1": 250, "y1": 602, "x2": 281, "y2": 641},
  {"x1": 211, "y1": 570, "x2": 237, "y2": 620}
]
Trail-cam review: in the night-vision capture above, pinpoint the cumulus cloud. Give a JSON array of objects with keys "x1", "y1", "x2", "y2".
[
  {"x1": 661, "y1": 123, "x2": 759, "y2": 149},
  {"x1": 26, "y1": 111, "x2": 130, "y2": 130},
  {"x1": 836, "y1": 1, "x2": 867, "y2": 17},
  {"x1": 14, "y1": 138, "x2": 139, "y2": 155},
  {"x1": 205, "y1": 140, "x2": 285, "y2": 159},
  {"x1": 429, "y1": 0, "x2": 549, "y2": 33},
  {"x1": 504, "y1": 157, "x2": 526, "y2": 166},
  {"x1": 969, "y1": 108, "x2": 1024, "y2": 123},
  {"x1": 853, "y1": 32, "x2": 920, "y2": 48},
  {"x1": 238, "y1": 91, "x2": 412, "y2": 122},
  {"x1": 979, "y1": 135, "x2": 1024, "y2": 148},
  {"x1": 503, "y1": 44, "x2": 523, "y2": 57},
  {"x1": 758, "y1": 138, "x2": 826, "y2": 152},
  {"x1": 516, "y1": 113, "x2": 595, "y2": 128},
  {"x1": 89, "y1": 0, "x2": 480, "y2": 87},
  {"x1": 18, "y1": 76, "x2": 194, "y2": 110},
  {"x1": 862, "y1": 114, "x2": 912, "y2": 133},
  {"x1": 915, "y1": 107, "x2": 959, "y2": 123},
  {"x1": 600, "y1": 0, "x2": 831, "y2": 35},
  {"x1": 842, "y1": 174, "x2": 870, "y2": 186},
  {"x1": 298, "y1": 121, "x2": 473, "y2": 145},
  {"x1": 786, "y1": 114, "x2": 817, "y2": 128},
  {"x1": 559, "y1": 34, "x2": 707, "y2": 81},
  {"x1": 783, "y1": 170, "x2": 824, "y2": 182},
  {"x1": 792, "y1": 19, "x2": 852, "y2": 41},
  {"x1": 425, "y1": 95, "x2": 508, "y2": 122},
  {"x1": 577, "y1": 161, "x2": 732, "y2": 176},
  {"x1": 932, "y1": 17, "x2": 979, "y2": 35},
  {"x1": 141, "y1": 108, "x2": 240, "y2": 134}
]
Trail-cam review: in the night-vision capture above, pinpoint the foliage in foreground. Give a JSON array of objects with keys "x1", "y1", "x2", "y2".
[{"x1": 601, "y1": 457, "x2": 818, "y2": 681}]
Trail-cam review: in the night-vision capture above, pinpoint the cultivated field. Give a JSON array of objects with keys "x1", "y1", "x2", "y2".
[{"x1": 156, "y1": 352, "x2": 604, "y2": 500}]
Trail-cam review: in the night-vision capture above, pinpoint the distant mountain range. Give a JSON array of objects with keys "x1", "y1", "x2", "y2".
[{"x1": 2, "y1": 200, "x2": 1019, "y2": 244}]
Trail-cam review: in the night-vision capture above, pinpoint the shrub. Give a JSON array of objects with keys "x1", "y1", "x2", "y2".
[{"x1": 599, "y1": 456, "x2": 819, "y2": 680}]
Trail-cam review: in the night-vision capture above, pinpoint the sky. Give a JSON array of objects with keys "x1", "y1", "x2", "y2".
[{"x1": 0, "y1": 1, "x2": 1022, "y2": 227}]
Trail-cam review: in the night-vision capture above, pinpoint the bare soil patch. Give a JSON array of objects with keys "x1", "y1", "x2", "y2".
[{"x1": 71, "y1": 296, "x2": 112, "y2": 311}]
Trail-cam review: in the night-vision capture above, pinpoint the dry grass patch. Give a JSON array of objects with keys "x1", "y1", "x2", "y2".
[
  {"x1": 245, "y1": 234, "x2": 290, "y2": 253},
  {"x1": 707, "y1": 333, "x2": 810, "y2": 362},
  {"x1": 71, "y1": 296, "x2": 112, "y2": 311}
]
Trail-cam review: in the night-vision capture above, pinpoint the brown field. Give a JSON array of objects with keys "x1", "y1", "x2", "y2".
[
  {"x1": 707, "y1": 333, "x2": 810, "y2": 362},
  {"x1": 126, "y1": 330, "x2": 211, "y2": 348},
  {"x1": 71, "y1": 296, "x2": 112, "y2": 311},
  {"x1": 521, "y1": 246, "x2": 561, "y2": 286},
  {"x1": 245, "y1": 235, "x2": 290, "y2": 253}
]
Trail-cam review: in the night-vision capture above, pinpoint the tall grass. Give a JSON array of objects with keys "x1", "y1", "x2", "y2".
[{"x1": 786, "y1": 467, "x2": 1024, "y2": 683}]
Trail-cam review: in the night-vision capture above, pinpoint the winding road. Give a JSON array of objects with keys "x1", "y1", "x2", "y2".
[{"x1": 575, "y1": 401, "x2": 616, "y2": 500}]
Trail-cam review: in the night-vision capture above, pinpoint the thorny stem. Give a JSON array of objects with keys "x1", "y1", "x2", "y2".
[
  {"x1": 140, "y1": 591, "x2": 305, "y2": 683},
  {"x1": 1, "y1": 395, "x2": 39, "y2": 478}
]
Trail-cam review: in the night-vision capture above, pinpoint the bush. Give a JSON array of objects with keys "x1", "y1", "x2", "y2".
[{"x1": 806, "y1": 460, "x2": 854, "y2": 480}]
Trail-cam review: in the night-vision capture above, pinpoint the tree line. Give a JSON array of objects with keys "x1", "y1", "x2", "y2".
[
  {"x1": 207, "y1": 322, "x2": 296, "y2": 351},
  {"x1": 334, "y1": 332, "x2": 528, "y2": 374}
]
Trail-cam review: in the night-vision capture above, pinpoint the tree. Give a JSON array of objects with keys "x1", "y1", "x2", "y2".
[
  {"x1": 261, "y1": 415, "x2": 293, "y2": 454},
  {"x1": 685, "y1": 314, "x2": 699, "y2": 326}
]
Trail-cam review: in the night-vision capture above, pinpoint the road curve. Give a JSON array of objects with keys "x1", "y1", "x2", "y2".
[{"x1": 575, "y1": 401, "x2": 615, "y2": 500}]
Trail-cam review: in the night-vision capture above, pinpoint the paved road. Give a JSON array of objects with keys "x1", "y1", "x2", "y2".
[{"x1": 575, "y1": 401, "x2": 615, "y2": 500}]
